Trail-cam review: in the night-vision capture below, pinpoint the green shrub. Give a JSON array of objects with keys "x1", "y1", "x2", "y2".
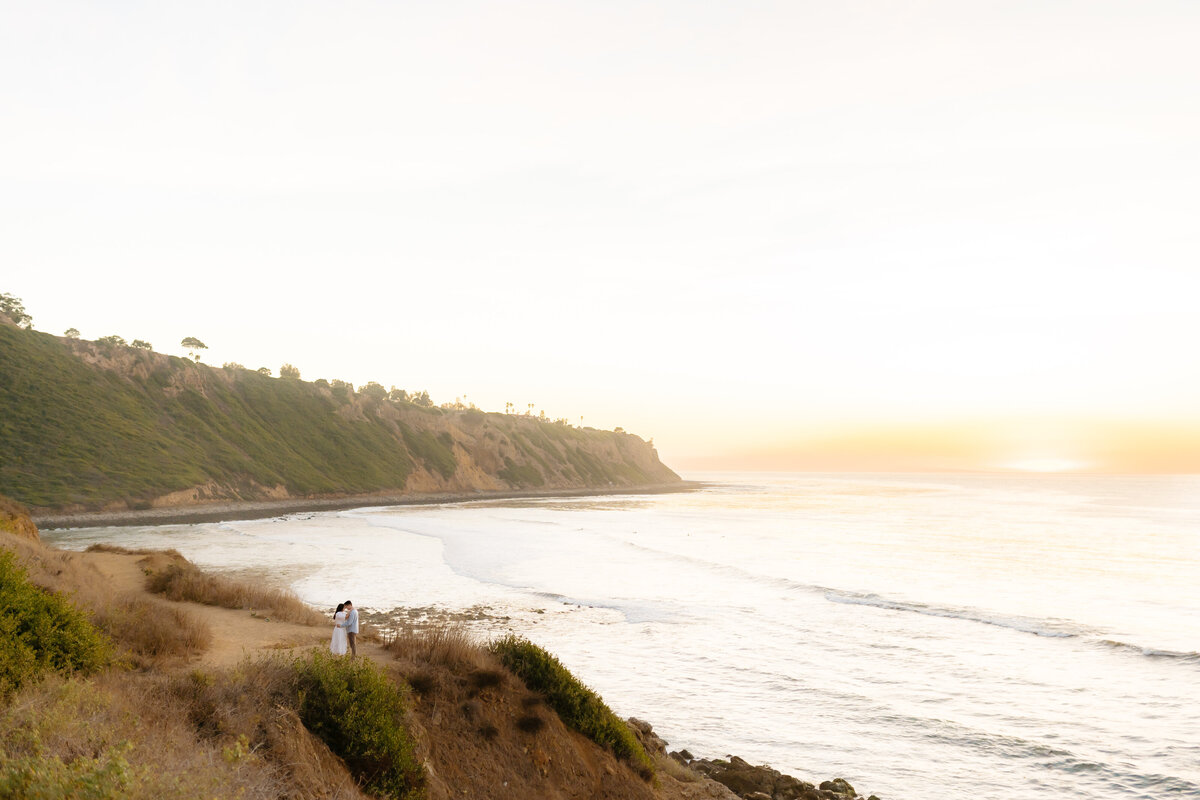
[
  {"x1": 0, "y1": 550, "x2": 110, "y2": 698},
  {"x1": 0, "y1": 745, "x2": 136, "y2": 800},
  {"x1": 489, "y1": 636, "x2": 653, "y2": 779},
  {"x1": 398, "y1": 423, "x2": 456, "y2": 479},
  {"x1": 497, "y1": 458, "x2": 544, "y2": 488},
  {"x1": 292, "y1": 650, "x2": 424, "y2": 800}
]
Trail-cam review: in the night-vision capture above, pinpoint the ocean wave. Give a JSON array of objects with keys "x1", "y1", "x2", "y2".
[
  {"x1": 614, "y1": 537, "x2": 834, "y2": 596},
  {"x1": 915, "y1": 719, "x2": 1200, "y2": 798},
  {"x1": 823, "y1": 590, "x2": 1086, "y2": 638},
  {"x1": 1095, "y1": 640, "x2": 1200, "y2": 664},
  {"x1": 825, "y1": 592, "x2": 1200, "y2": 669}
]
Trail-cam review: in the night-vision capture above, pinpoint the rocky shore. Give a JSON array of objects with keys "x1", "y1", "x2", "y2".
[{"x1": 628, "y1": 718, "x2": 881, "y2": 800}]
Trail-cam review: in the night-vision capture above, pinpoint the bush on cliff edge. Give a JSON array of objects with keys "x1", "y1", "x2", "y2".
[
  {"x1": 293, "y1": 650, "x2": 424, "y2": 800},
  {"x1": 490, "y1": 635, "x2": 654, "y2": 780},
  {"x1": 0, "y1": 550, "x2": 110, "y2": 698}
]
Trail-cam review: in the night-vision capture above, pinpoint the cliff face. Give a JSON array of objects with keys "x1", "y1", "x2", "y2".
[
  {"x1": 0, "y1": 325, "x2": 679, "y2": 512},
  {"x1": 0, "y1": 495, "x2": 39, "y2": 542}
]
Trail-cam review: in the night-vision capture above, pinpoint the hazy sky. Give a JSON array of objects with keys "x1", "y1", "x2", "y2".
[{"x1": 4, "y1": 2, "x2": 1199, "y2": 472}]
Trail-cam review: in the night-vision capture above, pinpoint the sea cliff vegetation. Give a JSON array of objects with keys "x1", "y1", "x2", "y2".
[{"x1": 0, "y1": 299, "x2": 678, "y2": 513}]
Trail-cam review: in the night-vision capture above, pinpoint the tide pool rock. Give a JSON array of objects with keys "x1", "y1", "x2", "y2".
[
  {"x1": 690, "y1": 755, "x2": 876, "y2": 800},
  {"x1": 620, "y1": 717, "x2": 879, "y2": 800}
]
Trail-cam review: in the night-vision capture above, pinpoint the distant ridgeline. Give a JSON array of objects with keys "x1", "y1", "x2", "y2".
[{"x1": 0, "y1": 322, "x2": 679, "y2": 512}]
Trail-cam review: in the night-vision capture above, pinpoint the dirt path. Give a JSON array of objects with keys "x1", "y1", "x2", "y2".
[{"x1": 87, "y1": 549, "x2": 392, "y2": 669}]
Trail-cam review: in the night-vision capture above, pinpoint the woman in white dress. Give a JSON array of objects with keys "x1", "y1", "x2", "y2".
[{"x1": 330, "y1": 603, "x2": 349, "y2": 656}]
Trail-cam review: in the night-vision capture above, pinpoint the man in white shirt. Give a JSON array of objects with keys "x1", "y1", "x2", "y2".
[{"x1": 344, "y1": 600, "x2": 359, "y2": 657}]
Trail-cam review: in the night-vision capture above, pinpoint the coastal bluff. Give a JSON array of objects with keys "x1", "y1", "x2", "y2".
[{"x1": 0, "y1": 322, "x2": 680, "y2": 518}]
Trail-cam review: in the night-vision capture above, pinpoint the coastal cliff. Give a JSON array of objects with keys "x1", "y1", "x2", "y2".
[{"x1": 0, "y1": 322, "x2": 679, "y2": 517}]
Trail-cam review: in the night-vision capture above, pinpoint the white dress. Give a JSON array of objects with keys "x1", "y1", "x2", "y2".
[{"x1": 330, "y1": 611, "x2": 349, "y2": 655}]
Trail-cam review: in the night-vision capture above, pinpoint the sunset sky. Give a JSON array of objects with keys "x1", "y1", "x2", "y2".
[{"x1": 4, "y1": 2, "x2": 1199, "y2": 473}]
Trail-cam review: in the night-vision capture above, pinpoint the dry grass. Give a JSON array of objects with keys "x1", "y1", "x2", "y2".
[
  {"x1": 382, "y1": 624, "x2": 491, "y2": 670},
  {"x1": 171, "y1": 658, "x2": 371, "y2": 799},
  {"x1": 94, "y1": 596, "x2": 212, "y2": 663},
  {"x1": 2, "y1": 532, "x2": 210, "y2": 667},
  {"x1": 384, "y1": 625, "x2": 496, "y2": 702},
  {"x1": 656, "y1": 753, "x2": 702, "y2": 783},
  {"x1": 86, "y1": 542, "x2": 184, "y2": 557},
  {"x1": 145, "y1": 562, "x2": 325, "y2": 626},
  {"x1": 0, "y1": 496, "x2": 39, "y2": 541},
  {"x1": 0, "y1": 671, "x2": 279, "y2": 800},
  {"x1": 1, "y1": 530, "x2": 84, "y2": 588},
  {"x1": 515, "y1": 713, "x2": 547, "y2": 734},
  {"x1": 0, "y1": 661, "x2": 375, "y2": 800}
]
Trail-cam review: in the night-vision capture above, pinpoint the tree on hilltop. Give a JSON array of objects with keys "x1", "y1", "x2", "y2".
[
  {"x1": 0, "y1": 293, "x2": 31, "y2": 328},
  {"x1": 131, "y1": 339, "x2": 152, "y2": 350},
  {"x1": 181, "y1": 337, "x2": 208, "y2": 360},
  {"x1": 329, "y1": 379, "x2": 353, "y2": 403},
  {"x1": 360, "y1": 382, "x2": 387, "y2": 401},
  {"x1": 388, "y1": 387, "x2": 408, "y2": 403},
  {"x1": 257, "y1": 367, "x2": 272, "y2": 376},
  {"x1": 412, "y1": 390, "x2": 433, "y2": 408},
  {"x1": 64, "y1": 327, "x2": 80, "y2": 339},
  {"x1": 280, "y1": 363, "x2": 301, "y2": 380},
  {"x1": 97, "y1": 335, "x2": 127, "y2": 348}
]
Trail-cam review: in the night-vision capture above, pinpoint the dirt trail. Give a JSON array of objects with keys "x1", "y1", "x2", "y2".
[{"x1": 89, "y1": 549, "x2": 389, "y2": 669}]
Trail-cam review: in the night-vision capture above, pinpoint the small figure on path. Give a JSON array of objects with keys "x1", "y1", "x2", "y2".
[
  {"x1": 330, "y1": 602, "x2": 349, "y2": 656},
  {"x1": 344, "y1": 600, "x2": 359, "y2": 657}
]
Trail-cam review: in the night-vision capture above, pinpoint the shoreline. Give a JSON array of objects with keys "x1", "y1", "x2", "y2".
[{"x1": 33, "y1": 481, "x2": 702, "y2": 530}]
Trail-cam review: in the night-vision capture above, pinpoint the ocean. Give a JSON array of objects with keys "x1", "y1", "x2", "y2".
[{"x1": 43, "y1": 472, "x2": 1200, "y2": 799}]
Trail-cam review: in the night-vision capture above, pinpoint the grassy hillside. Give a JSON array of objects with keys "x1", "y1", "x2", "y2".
[{"x1": 0, "y1": 324, "x2": 678, "y2": 511}]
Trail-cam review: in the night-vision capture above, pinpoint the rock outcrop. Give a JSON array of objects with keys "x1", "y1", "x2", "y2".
[
  {"x1": 0, "y1": 495, "x2": 39, "y2": 542},
  {"x1": 626, "y1": 718, "x2": 882, "y2": 800},
  {"x1": 688, "y1": 757, "x2": 877, "y2": 800}
]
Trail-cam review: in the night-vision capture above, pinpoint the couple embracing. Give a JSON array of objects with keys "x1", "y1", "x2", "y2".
[{"x1": 330, "y1": 600, "x2": 359, "y2": 657}]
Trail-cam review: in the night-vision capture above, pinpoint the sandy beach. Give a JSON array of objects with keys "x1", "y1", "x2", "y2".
[{"x1": 33, "y1": 481, "x2": 701, "y2": 530}]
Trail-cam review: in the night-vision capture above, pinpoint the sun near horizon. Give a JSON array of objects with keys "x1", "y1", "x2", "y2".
[{"x1": 660, "y1": 418, "x2": 1200, "y2": 476}]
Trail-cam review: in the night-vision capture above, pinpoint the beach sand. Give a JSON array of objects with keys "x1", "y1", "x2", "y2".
[{"x1": 34, "y1": 482, "x2": 700, "y2": 530}]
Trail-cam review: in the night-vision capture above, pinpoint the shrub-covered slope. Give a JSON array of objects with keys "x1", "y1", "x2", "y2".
[{"x1": 0, "y1": 324, "x2": 679, "y2": 511}]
